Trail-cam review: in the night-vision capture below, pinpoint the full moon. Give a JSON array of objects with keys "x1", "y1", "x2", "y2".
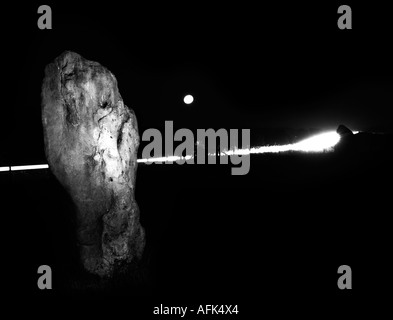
[{"x1": 183, "y1": 94, "x2": 194, "y2": 104}]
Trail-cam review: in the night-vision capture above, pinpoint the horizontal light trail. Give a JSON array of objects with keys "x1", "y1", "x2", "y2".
[
  {"x1": 247, "y1": 130, "x2": 340, "y2": 154},
  {"x1": 10, "y1": 164, "x2": 49, "y2": 171},
  {"x1": 139, "y1": 131, "x2": 341, "y2": 163},
  {"x1": 137, "y1": 155, "x2": 193, "y2": 164},
  {"x1": 0, "y1": 131, "x2": 343, "y2": 169}
]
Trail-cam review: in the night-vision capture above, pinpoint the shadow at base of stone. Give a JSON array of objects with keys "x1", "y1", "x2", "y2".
[
  {"x1": 47, "y1": 172, "x2": 154, "y2": 297},
  {"x1": 13, "y1": 168, "x2": 153, "y2": 297},
  {"x1": 66, "y1": 249, "x2": 153, "y2": 298}
]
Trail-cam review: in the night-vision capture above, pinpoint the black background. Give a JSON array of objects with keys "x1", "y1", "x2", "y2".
[{"x1": 2, "y1": 1, "x2": 393, "y2": 318}]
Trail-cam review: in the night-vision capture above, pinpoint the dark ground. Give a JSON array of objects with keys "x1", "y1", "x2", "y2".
[{"x1": 3, "y1": 136, "x2": 392, "y2": 317}]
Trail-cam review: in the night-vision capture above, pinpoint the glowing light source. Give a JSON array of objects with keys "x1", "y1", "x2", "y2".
[
  {"x1": 183, "y1": 94, "x2": 194, "y2": 104},
  {"x1": 138, "y1": 130, "x2": 341, "y2": 163},
  {"x1": 286, "y1": 131, "x2": 341, "y2": 152},
  {"x1": 10, "y1": 164, "x2": 49, "y2": 171},
  {"x1": 0, "y1": 166, "x2": 10, "y2": 172},
  {"x1": 226, "y1": 131, "x2": 341, "y2": 155}
]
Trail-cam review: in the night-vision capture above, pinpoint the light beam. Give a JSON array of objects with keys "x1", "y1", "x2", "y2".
[
  {"x1": 138, "y1": 130, "x2": 341, "y2": 163},
  {"x1": 10, "y1": 164, "x2": 49, "y2": 171},
  {"x1": 0, "y1": 131, "x2": 342, "y2": 169}
]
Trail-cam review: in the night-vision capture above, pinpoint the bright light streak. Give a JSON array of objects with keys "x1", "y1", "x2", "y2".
[
  {"x1": 137, "y1": 155, "x2": 193, "y2": 163},
  {"x1": 1, "y1": 132, "x2": 341, "y2": 168},
  {"x1": 138, "y1": 131, "x2": 341, "y2": 163},
  {"x1": 285, "y1": 131, "x2": 340, "y2": 152},
  {"x1": 10, "y1": 164, "x2": 49, "y2": 171},
  {"x1": 223, "y1": 131, "x2": 340, "y2": 155}
]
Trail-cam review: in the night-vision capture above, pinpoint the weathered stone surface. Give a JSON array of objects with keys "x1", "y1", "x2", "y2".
[{"x1": 41, "y1": 51, "x2": 145, "y2": 277}]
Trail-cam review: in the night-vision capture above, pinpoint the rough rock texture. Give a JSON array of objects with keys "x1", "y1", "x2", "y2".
[{"x1": 41, "y1": 51, "x2": 145, "y2": 277}]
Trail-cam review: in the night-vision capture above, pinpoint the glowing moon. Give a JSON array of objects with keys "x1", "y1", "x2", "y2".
[{"x1": 183, "y1": 94, "x2": 194, "y2": 104}]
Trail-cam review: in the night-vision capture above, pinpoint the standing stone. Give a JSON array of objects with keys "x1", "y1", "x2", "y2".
[{"x1": 41, "y1": 51, "x2": 145, "y2": 277}]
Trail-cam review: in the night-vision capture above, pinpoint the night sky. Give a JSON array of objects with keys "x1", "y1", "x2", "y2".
[
  {"x1": 2, "y1": 2, "x2": 393, "y2": 313},
  {"x1": 3, "y1": 1, "x2": 393, "y2": 165}
]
